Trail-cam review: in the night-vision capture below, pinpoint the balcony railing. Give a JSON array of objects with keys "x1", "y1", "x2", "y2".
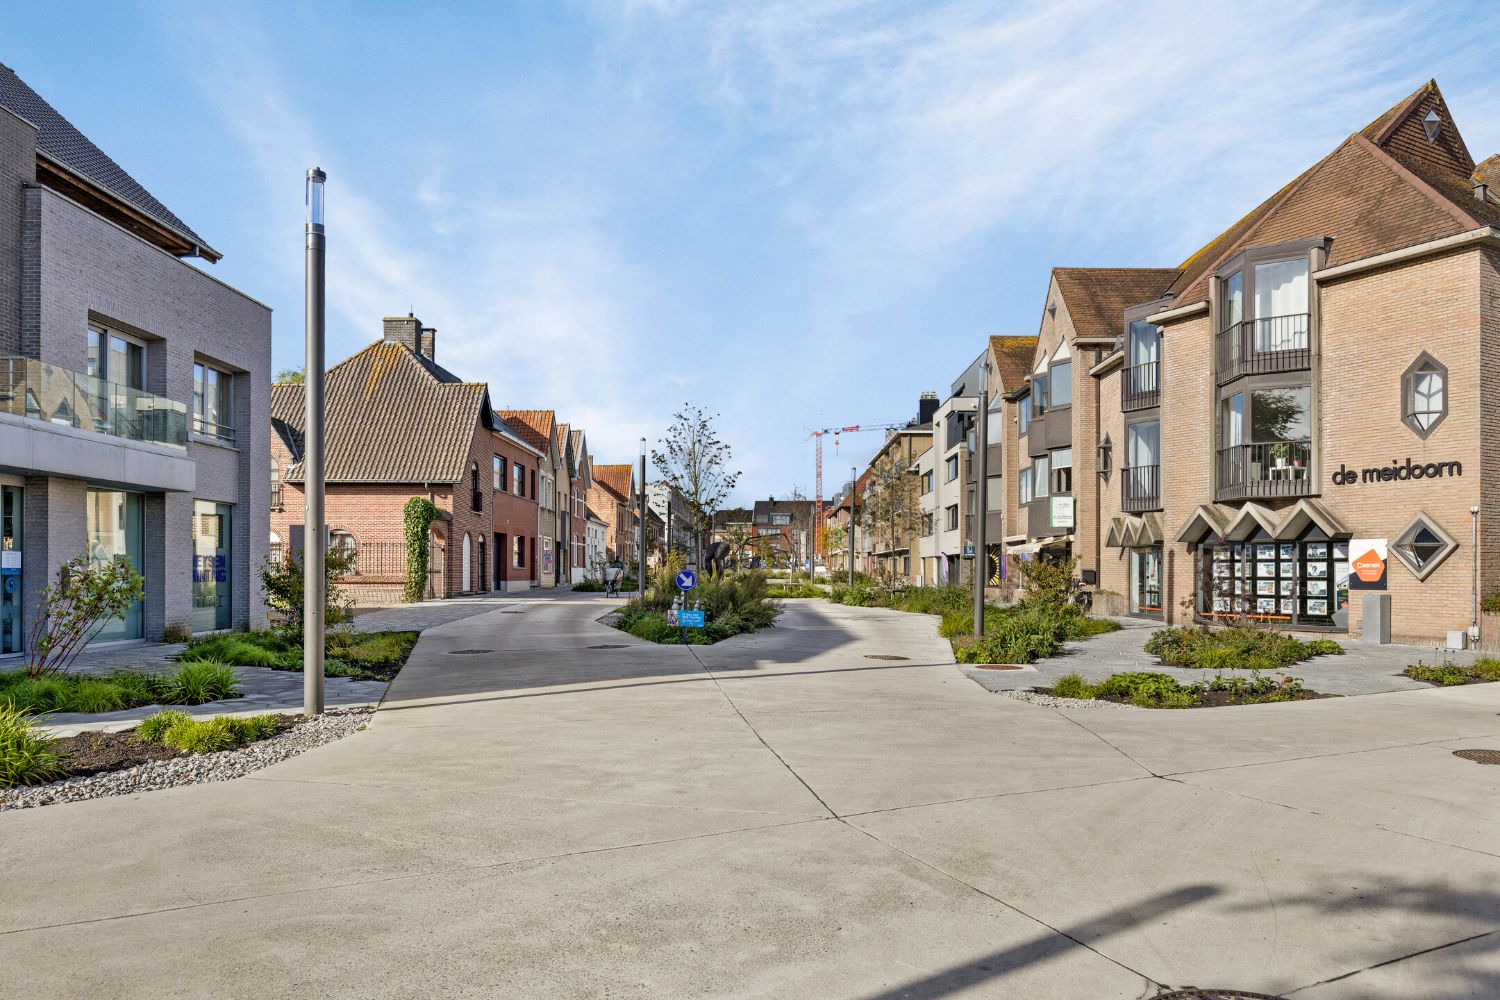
[
  {"x1": 1120, "y1": 464, "x2": 1160, "y2": 512},
  {"x1": 1215, "y1": 314, "x2": 1311, "y2": 384},
  {"x1": 1216, "y1": 440, "x2": 1312, "y2": 500},
  {"x1": 1121, "y1": 361, "x2": 1159, "y2": 410},
  {"x1": 0, "y1": 356, "x2": 187, "y2": 449}
]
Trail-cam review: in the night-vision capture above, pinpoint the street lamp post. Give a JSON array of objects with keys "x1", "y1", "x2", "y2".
[
  {"x1": 974, "y1": 363, "x2": 990, "y2": 636},
  {"x1": 638, "y1": 437, "x2": 647, "y2": 597},
  {"x1": 303, "y1": 167, "x2": 326, "y2": 717},
  {"x1": 1471, "y1": 505, "x2": 1481, "y2": 643},
  {"x1": 848, "y1": 466, "x2": 857, "y2": 591}
]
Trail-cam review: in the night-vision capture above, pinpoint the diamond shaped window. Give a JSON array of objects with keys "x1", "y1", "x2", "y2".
[
  {"x1": 1392, "y1": 514, "x2": 1456, "y2": 580},
  {"x1": 1423, "y1": 109, "x2": 1442, "y2": 142}
]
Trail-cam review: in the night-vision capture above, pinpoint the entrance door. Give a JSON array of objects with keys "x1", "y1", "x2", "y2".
[
  {"x1": 495, "y1": 533, "x2": 506, "y2": 590},
  {"x1": 1, "y1": 486, "x2": 20, "y2": 654},
  {"x1": 1130, "y1": 546, "x2": 1163, "y2": 618},
  {"x1": 87, "y1": 489, "x2": 143, "y2": 641},
  {"x1": 192, "y1": 500, "x2": 232, "y2": 632}
]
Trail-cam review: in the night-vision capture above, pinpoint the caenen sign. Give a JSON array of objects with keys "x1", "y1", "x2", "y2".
[{"x1": 1330, "y1": 458, "x2": 1462, "y2": 486}]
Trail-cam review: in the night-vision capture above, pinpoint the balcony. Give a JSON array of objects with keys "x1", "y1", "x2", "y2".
[
  {"x1": 1216, "y1": 440, "x2": 1312, "y2": 500},
  {"x1": 1121, "y1": 361, "x2": 1159, "y2": 410},
  {"x1": 1120, "y1": 464, "x2": 1160, "y2": 512},
  {"x1": 1215, "y1": 314, "x2": 1311, "y2": 384},
  {"x1": 0, "y1": 356, "x2": 186, "y2": 448}
]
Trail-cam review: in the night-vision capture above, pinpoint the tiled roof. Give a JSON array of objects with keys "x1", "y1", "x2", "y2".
[
  {"x1": 989, "y1": 336, "x2": 1039, "y2": 393},
  {"x1": 1053, "y1": 268, "x2": 1181, "y2": 340},
  {"x1": 273, "y1": 340, "x2": 490, "y2": 484},
  {"x1": 497, "y1": 409, "x2": 556, "y2": 455},
  {"x1": 593, "y1": 464, "x2": 635, "y2": 503},
  {"x1": 0, "y1": 62, "x2": 216, "y2": 259}
]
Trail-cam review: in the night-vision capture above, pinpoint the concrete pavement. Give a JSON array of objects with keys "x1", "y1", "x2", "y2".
[{"x1": 3, "y1": 595, "x2": 1500, "y2": 998}]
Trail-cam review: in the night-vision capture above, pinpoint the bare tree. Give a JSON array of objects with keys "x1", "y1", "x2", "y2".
[
  {"x1": 652, "y1": 404, "x2": 741, "y2": 568},
  {"x1": 860, "y1": 452, "x2": 919, "y2": 584}
]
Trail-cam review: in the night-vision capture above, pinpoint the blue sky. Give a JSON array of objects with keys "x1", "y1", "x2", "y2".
[{"x1": 11, "y1": 1, "x2": 1499, "y2": 503}]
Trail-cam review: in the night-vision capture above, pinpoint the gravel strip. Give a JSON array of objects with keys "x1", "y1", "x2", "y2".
[
  {"x1": 1000, "y1": 690, "x2": 1139, "y2": 711},
  {"x1": 1, "y1": 708, "x2": 374, "y2": 812}
]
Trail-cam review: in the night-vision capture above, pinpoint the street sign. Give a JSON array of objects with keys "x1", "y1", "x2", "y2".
[
  {"x1": 675, "y1": 569, "x2": 697, "y2": 591},
  {"x1": 678, "y1": 609, "x2": 705, "y2": 628}
]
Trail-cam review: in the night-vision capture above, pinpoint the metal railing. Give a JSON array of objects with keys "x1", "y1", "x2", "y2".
[
  {"x1": 1216, "y1": 439, "x2": 1312, "y2": 499},
  {"x1": 1121, "y1": 360, "x2": 1159, "y2": 410},
  {"x1": 1215, "y1": 314, "x2": 1311, "y2": 383},
  {"x1": 1120, "y1": 464, "x2": 1160, "y2": 512},
  {"x1": 341, "y1": 541, "x2": 411, "y2": 579},
  {"x1": 0, "y1": 356, "x2": 187, "y2": 448},
  {"x1": 193, "y1": 415, "x2": 236, "y2": 442}
]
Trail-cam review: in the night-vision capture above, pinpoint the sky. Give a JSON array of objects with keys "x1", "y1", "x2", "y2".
[{"x1": 10, "y1": 1, "x2": 1500, "y2": 504}]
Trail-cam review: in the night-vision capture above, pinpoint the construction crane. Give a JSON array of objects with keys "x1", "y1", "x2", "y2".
[{"x1": 807, "y1": 421, "x2": 909, "y2": 558}]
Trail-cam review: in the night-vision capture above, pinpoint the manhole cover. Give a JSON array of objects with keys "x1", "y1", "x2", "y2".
[
  {"x1": 865, "y1": 654, "x2": 909, "y2": 661},
  {"x1": 446, "y1": 649, "x2": 493, "y2": 655},
  {"x1": 588, "y1": 644, "x2": 627, "y2": 649},
  {"x1": 1156, "y1": 991, "x2": 1287, "y2": 999},
  {"x1": 1453, "y1": 749, "x2": 1500, "y2": 765}
]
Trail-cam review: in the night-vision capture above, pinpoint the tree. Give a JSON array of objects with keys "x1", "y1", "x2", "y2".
[
  {"x1": 860, "y1": 453, "x2": 919, "y2": 585},
  {"x1": 726, "y1": 523, "x2": 752, "y2": 568},
  {"x1": 652, "y1": 404, "x2": 741, "y2": 568},
  {"x1": 25, "y1": 555, "x2": 145, "y2": 676},
  {"x1": 274, "y1": 367, "x2": 305, "y2": 384}
]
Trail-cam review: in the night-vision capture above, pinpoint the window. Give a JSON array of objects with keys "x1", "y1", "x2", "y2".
[
  {"x1": 945, "y1": 505, "x2": 959, "y2": 531},
  {"x1": 1018, "y1": 467, "x2": 1033, "y2": 505},
  {"x1": 1422, "y1": 108, "x2": 1442, "y2": 142},
  {"x1": 1049, "y1": 362, "x2": 1072, "y2": 408},
  {"x1": 1050, "y1": 447, "x2": 1072, "y2": 495},
  {"x1": 921, "y1": 513, "x2": 934, "y2": 536},
  {"x1": 470, "y1": 463, "x2": 483, "y2": 512},
  {"x1": 192, "y1": 500, "x2": 232, "y2": 632},
  {"x1": 87, "y1": 490, "x2": 143, "y2": 641},
  {"x1": 1126, "y1": 320, "x2": 1160, "y2": 398},
  {"x1": 330, "y1": 530, "x2": 357, "y2": 573},
  {"x1": 1018, "y1": 394, "x2": 1032, "y2": 434},
  {"x1": 1220, "y1": 393, "x2": 1244, "y2": 448},
  {"x1": 1392, "y1": 514, "x2": 1456, "y2": 580},
  {"x1": 494, "y1": 456, "x2": 506, "y2": 491},
  {"x1": 945, "y1": 455, "x2": 959, "y2": 482},
  {"x1": 921, "y1": 470, "x2": 934, "y2": 494},
  {"x1": 986, "y1": 395, "x2": 1001, "y2": 444},
  {"x1": 986, "y1": 476, "x2": 1002, "y2": 512},
  {"x1": 87, "y1": 325, "x2": 145, "y2": 388},
  {"x1": 771, "y1": 513, "x2": 791, "y2": 525},
  {"x1": 1032, "y1": 455, "x2": 1049, "y2": 499},
  {"x1": 531, "y1": 470, "x2": 537, "y2": 499},
  {"x1": 192, "y1": 362, "x2": 234, "y2": 440},
  {"x1": 1221, "y1": 270, "x2": 1244, "y2": 331},
  {"x1": 270, "y1": 459, "x2": 282, "y2": 511},
  {"x1": 1253, "y1": 258, "x2": 1309, "y2": 350},
  {"x1": 269, "y1": 532, "x2": 282, "y2": 565},
  {"x1": 1250, "y1": 386, "x2": 1311, "y2": 442},
  {"x1": 1126, "y1": 421, "x2": 1159, "y2": 468},
  {"x1": 1031, "y1": 375, "x2": 1048, "y2": 416},
  {"x1": 514, "y1": 463, "x2": 525, "y2": 496},
  {"x1": 513, "y1": 535, "x2": 527, "y2": 569},
  {"x1": 1402, "y1": 353, "x2": 1447, "y2": 437}
]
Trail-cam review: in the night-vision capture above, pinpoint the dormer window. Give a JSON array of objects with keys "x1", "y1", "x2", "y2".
[
  {"x1": 1215, "y1": 242, "x2": 1320, "y2": 383},
  {"x1": 1422, "y1": 108, "x2": 1442, "y2": 142}
]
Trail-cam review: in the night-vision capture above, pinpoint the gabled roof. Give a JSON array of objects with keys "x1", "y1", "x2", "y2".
[
  {"x1": 498, "y1": 409, "x2": 558, "y2": 457},
  {"x1": 272, "y1": 340, "x2": 491, "y2": 484},
  {"x1": 1168, "y1": 80, "x2": 1500, "y2": 307},
  {"x1": 1052, "y1": 268, "x2": 1183, "y2": 342},
  {"x1": 0, "y1": 62, "x2": 218, "y2": 260},
  {"x1": 989, "y1": 336, "x2": 1039, "y2": 393},
  {"x1": 592, "y1": 464, "x2": 635, "y2": 504}
]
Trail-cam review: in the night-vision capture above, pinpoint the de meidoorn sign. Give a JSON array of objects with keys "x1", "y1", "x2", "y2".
[{"x1": 1330, "y1": 458, "x2": 1462, "y2": 486}]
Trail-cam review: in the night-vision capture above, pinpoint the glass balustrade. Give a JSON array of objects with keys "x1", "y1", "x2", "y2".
[{"x1": 0, "y1": 357, "x2": 187, "y2": 449}]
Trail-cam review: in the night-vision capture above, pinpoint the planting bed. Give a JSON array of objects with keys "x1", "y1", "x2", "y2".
[{"x1": 1038, "y1": 670, "x2": 1331, "y2": 709}]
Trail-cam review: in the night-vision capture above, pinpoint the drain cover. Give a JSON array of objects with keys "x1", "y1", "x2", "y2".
[
  {"x1": 1156, "y1": 991, "x2": 1287, "y2": 999},
  {"x1": 865, "y1": 654, "x2": 909, "y2": 661},
  {"x1": 500, "y1": 610, "x2": 527, "y2": 614},
  {"x1": 588, "y1": 644, "x2": 627, "y2": 649},
  {"x1": 1453, "y1": 749, "x2": 1500, "y2": 765},
  {"x1": 446, "y1": 649, "x2": 493, "y2": 655}
]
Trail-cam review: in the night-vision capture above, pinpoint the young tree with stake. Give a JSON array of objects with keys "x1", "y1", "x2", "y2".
[{"x1": 652, "y1": 404, "x2": 741, "y2": 570}]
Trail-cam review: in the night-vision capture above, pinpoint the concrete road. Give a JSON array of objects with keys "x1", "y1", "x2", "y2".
[{"x1": 4, "y1": 596, "x2": 1500, "y2": 998}]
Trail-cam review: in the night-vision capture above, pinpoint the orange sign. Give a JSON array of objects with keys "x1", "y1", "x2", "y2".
[{"x1": 1349, "y1": 539, "x2": 1387, "y2": 590}]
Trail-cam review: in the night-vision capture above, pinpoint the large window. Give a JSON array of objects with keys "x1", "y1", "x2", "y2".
[
  {"x1": 1199, "y1": 540, "x2": 1349, "y2": 628},
  {"x1": 1050, "y1": 447, "x2": 1072, "y2": 495},
  {"x1": 87, "y1": 325, "x2": 145, "y2": 388},
  {"x1": 1032, "y1": 455, "x2": 1050, "y2": 499},
  {"x1": 1218, "y1": 250, "x2": 1312, "y2": 379},
  {"x1": 1403, "y1": 353, "x2": 1447, "y2": 437},
  {"x1": 87, "y1": 490, "x2": 143, "y2": 642},
  {"x1": 1126, "y1": 320, "x2": 1160, "y2": 400},
  {"x1": 192, "y1": 362, "x2": 234, "y2": 440},
  {"x1": 494, "y1": 456, "x2": 506, "y2": 491},
  {"x1": 1253, "y1": 258, "x2": 1309, "y2": 350},
  {"x1": 513, "y1": 463, "x2": 526, "y2": 496},
  {"x1": 986, "y1": 395, "x2": 1002, "y2": 444},
  {"x1": 1049, "y1": 361, "x2": 1073, "y2": 408},
  {"x1": 192, "y1": 500, "x2": 232, "y2": 632},
  {"x1": 1031, "y1": 375, "x2": 1048, "y2": 416},
  {"x1": 1127, "y1": 420, "x2": 1159, "y2": 468}
]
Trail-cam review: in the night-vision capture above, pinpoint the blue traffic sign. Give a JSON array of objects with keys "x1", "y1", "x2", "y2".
[
  {"x1": 675, "y1": 569, "x2": 697, "y2": 591},
  {"x1": 678, "y1": 609, "x2": 705, "y2": 628}
]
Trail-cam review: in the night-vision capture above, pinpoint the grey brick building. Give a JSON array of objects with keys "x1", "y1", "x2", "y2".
[{"x1": 0, "y1": 63, "x2": 270, "y2": 651}]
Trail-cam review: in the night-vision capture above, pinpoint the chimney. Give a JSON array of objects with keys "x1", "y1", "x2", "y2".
[
  {"x1": 383, "y1": 314, "x2": 422, "y2": 352},
  {"x1": 918, "y1": 391, "x2": 940, "y2": 426},
  {"x1": 419, "y1": 326, "x2": 436, "y2": 360}
]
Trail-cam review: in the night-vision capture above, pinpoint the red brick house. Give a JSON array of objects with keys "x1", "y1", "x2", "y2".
[
  {"x1": 588, "y1": 463, "x2": 637, "y2": 565},
  {"x1": 559, "y1": 424, "x2": 593, "y2": 584},
  {"x1": 270, "y1": 315, "x2": 499, "y2": 603},
  {"x1": 489, "y1": 418, "x2": 543, "y2": 592},
  {"x1": 498, "y1": 409, "x2": 567, "y2": 588}
]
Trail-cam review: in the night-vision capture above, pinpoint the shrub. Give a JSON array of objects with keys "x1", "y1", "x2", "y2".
[
  {"x1": 613, "y1": 570, "x2": 781, "y2": 644},
  {"x1": 180, "y1": 633, "x2": 296, "y2": 669},
  {"x1": 765, "y1": 583, "x2": 823, "y2": 598},
  {"x1": 1094, "y1": 671, "x2": 1199, "y2": 708},
  {"x1": 1406, "y1": 663, "x2": 1477, "y2": 686},
  {"x1": 1144, "y1": 626, "x2": 1339, "y2": 670},
  {"x1": 1304, "y1": 639, "x2": 1344, "y2": 656},
  {"x1": 1051, "y1": 673, "x2": 1095, "y2": 699},
  {"x1": 1471, "y1": 657, "x2": 1500, "y2": 681},
  {"x1": 261, "y1": 548, "x2": 353, "y2": 636},
  {"x1": 134, "y1": 709, "x2": 190, "y2": 743},
  {"x1": 67, "y1": 679, "x2": 126, "y2": 714},
  {"x1": 0, "y1": 677, "x2": 68, "y2": 713},
  {"x1": 162, "y1": 623, "x2": 194, "y2": 644},
  {"x1": 1483, "y1": 593, "x2": 1500, "y2": 615},
  {"x1": 893, "y1": 585, "x2": 970, "y2": 616},
  {"x1": 25, "y1": 554, "x2": 145, "y2": 676},
  {"x1": 134, "y1": 711, "x2": 283, "y2": 754},
  {"x1": 167, "y1": 661, "x2": 238, "y2": 704},
  {"x1": 0, "y1": 707, "x2": 67, "y2": 787},
  {"x1": 573, "y1": 580, "x2": 605, "y2": 592}
]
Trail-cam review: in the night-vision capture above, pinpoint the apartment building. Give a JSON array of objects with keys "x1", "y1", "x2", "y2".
[
  {"x1": 1036, "y1": 80, "x2": 1500, "y2": 646},
  {"x1": 920, "y1": 384, "x2": 976, "y2": 586},
  {"x1": 974, "y1": 336, "x2": 1037, "y2": 599},
  {"x1": 749, "y1": 497, "x2": 816, "y2": 572},
  {"x1": 863, "y1": 401, "x2": 934, "y2": 584},
  {"x1": 0, "y1": 64, "x2": 271, "y2": 647}
]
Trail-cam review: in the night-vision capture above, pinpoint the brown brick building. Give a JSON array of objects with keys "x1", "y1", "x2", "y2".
[
  {"x1": 1013, "y1": 80, "x2": 1500, "y2": 645},
  {"x1": 588, "y1": 463, "x2": 637, "y2": 565}
]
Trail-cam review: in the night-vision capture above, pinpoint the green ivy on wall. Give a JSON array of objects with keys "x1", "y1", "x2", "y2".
[{"x1": 403, "y1": 496, "x2": 443, "y2": 603}]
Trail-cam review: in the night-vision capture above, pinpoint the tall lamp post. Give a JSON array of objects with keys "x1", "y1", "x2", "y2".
[
  {"x1": 848, "y1": 466, "x2": 857, "y2": 590},
  {"x1": 1471, "y1": 505, "x2": 1481, "y2": 644},
  {"x1": 303, "y1": 167, "x2": 327, "y2": 718},
  {"x1": 973, "y1": 363, "x2": 990, "y2": 636},
  {"x1": 638, "y1": 437, "x2": 647, "y2": 596}
]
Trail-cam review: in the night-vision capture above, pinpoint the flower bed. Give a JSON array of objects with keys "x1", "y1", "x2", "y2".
[
  {"x1": 179, "y1": 630, "x2": 418, "y2": 681},
  {"x1": 0, "y1": 661, "x2": 238, "y2": 715},
  {"x1": 1144, "y1": 626, "x2": 1343, "y2": 670},
  {"x1": 1404, "y1": 658, "x2": 1500, "y2": 686},
  {"x1": 1043, "y1": 670, "x2": 1325, "y2": 709},
  {"x1": 615, "y1": 567, "x2": 780, "y2": 645}
]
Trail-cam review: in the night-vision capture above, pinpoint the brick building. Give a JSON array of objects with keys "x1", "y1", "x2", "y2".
[
  {"x1": 0, "y1": 63, "x2": 270, "y2": 648},
  {"x1": 271, "y1": 316, "x2": 499, "y2": 603},
  {"x1": 588, "y1": 463, "x2": 637, "y2": 565},
  {"x1": 1015, "y1": 80, "x2": 1500, "y2": 646},
  {"x1": 560, "y1": 425, "x2": 593, "y2": 585},
  {"x1": 489, "y1": 416, "x2": 544, "y2": 593},
  {"x1": 497, "y1": 410, "x2": 566, "y2": 588}
]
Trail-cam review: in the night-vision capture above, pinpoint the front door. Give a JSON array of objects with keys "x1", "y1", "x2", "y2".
[
  {"x1": 1, "y1": 485, "x2": 21, "y2": 654},
  {"x1": 192, "y1": 500, "x2": 232, "y2": 632}
]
